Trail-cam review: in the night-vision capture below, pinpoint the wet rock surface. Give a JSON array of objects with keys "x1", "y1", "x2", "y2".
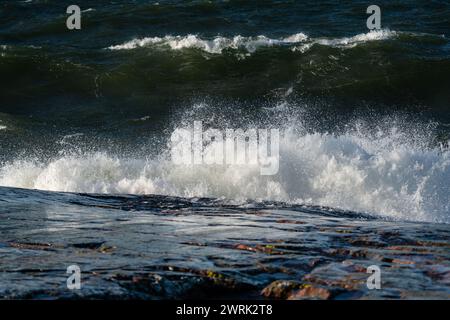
[{"x1": 0, "y1": 187, "x2": 449, "y2": 299}]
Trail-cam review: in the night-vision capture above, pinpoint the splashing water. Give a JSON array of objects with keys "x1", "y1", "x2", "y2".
[{"x1": 1, "y1": 109, "x2": 448, "y2": 223}]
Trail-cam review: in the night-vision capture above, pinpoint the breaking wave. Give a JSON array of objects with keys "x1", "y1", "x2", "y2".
[
  {"x1": 0, "y1": 113, "x2": 448, "y2": 224},
  {"x1": 107, "y1": 32, "x2": 309, "y2": 53},
  {"x1": 107, "y1": 29, "x2": 399, "y2": 53}
]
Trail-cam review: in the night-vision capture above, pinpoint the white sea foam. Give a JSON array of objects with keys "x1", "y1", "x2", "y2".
[
  {"x1": 293, "y1": 29, "x2": 397, "y2": 52},
  {"x1": 107, "y1": 33, "x2": 308, "y2": 52},
  {"x1": 107, "y1": 30, "x2": 397, "y2": 54},
  {"x1": 320, "y1": 29, "x2": 396, "y2": 46},
  {"x1": 0, "y1": 123, "x2": 448, "y2": 223}
]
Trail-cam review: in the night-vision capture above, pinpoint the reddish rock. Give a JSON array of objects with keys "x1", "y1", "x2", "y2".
[
  {"x1": 288, "y1": 286, "x2": 333, "y2": 300},
  {"x1": 234, "y1": 243, "x2": 279, "y2": 254},
  {"x1": 234, "y1": 244, "x2": 256, "y2": 252},
  {"x1": 9, "y1": 242, "x2": 58, "y2": 251},
  {"x1": 392, "y1": 258, "x2": 415, "y2": 265},
  {"x1": 260, "y1": 280, "x2": 302, "y2": 299}
]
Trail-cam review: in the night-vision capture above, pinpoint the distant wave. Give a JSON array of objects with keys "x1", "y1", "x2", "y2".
[
  {"x1": 292, "y1": 29, "x2": 398, "y2": 52},
  {"x1": 107, "y1": 30, "x2": 400, "y2": 53},
  {"x1": 107, "y1": 32, "x2": 309, "y2": 53}
]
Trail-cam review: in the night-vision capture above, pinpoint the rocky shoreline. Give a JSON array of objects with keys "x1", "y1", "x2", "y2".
[{"x1": 0, "y1": 190, "x2": 449, "y2": 299}]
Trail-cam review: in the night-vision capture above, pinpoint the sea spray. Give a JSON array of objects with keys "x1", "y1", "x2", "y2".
[{"x1": 1, "y1": 118, "x2": 448, "y2": 223}]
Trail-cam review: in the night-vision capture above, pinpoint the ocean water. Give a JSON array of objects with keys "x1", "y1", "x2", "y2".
[{"x1": 0, "y1": 0, "x2": 449, "y2": 299}]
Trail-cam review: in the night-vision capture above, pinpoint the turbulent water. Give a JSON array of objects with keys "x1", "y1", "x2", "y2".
[{"x1": 0, "y1": 0, "x2": 449, "y2": 299}]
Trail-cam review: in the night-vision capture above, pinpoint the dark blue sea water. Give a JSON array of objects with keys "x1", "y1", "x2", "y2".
[{"x1": 0, "y1": 0, "x2": 449, "y2": 299}]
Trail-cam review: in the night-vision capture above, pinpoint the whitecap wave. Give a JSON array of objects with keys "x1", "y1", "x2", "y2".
[
  {"x1": 1, "y1": 125, "x2": 448, "y2": 223},
  {"x1": 107, "y1": 30, "x2": 398, "y2": 54},
  {"x1": 108, "y1": 33, "x2": 308, "y2": 52},
  {"x1": 293, "y1": 29, "x2": 397, "y2": 52}
]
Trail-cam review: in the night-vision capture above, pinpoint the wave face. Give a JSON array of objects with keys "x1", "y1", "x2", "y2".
[{"x1": 1, "y1": 28, "x2": 449, "y2": 124}]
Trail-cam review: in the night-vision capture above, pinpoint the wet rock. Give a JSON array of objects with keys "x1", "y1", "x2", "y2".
[
  {"x1": 72, "y1": 242, "x2": 105, "y2": 249},
  {"x1": 308, "y1": 258, "x2": 325, "y2": 268},
  {"x1": 303, "y1": 273, "x2": 363, "y2": 291},
  {"x1": 417, "y1": 240, "x2": 450, "y2": 248},
  {"x1": 256, "y1": 244, "x2": 278, "y2": 254},
  {"x1": 235, "y1": 244, "x2": 256, "y2": 252},
  {"x1": 1, "y1": 192, "x2": 449, "y2": 299},
  {"x1": 348, "y1": 237, "x2": 386, "y2": 247},
  {"x1": 98, "y1": 245, "x2": 115, "y2": 253},
  {"x1": 260, "y1": 280, "x2": 303, "y2": 299},
  {"x1": 276, "y1": 219, "x2": 306, "y2": 225},
  {"x1": 9, "y1": 242, "x2": 60, "y2": 251},
  {"x1": 424, "y1": 265, "x2": 450, "y2": 284},
  {"x1": 341, "y1": 260, "x2": 367, "y2": 273},
  {"x1": 288, "y1": 285, "x2": 334, "y2": 300},
  {"x1": 385, "y1": 245, "x2": 430, "y2": 253},
  {"x1": 391, "y1": 258, "x2": 415, "y2": 265},
  {"x1": 234, "y1": 243, "x2": 280, "y2": 254},
  {"x1": 199, "y1": 270, "x2": 237, "y2": 288},
  {"x1": 110, "y1": 273, "x2": 178, "y2": 298},
  {"x1": 328, "y1": 248, "x2": 368, "y2": 258},
  {"x1": 71, "y1": 241, "x2": 115, "y2": 253}
]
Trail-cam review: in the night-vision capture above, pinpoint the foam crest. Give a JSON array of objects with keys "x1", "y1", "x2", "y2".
[
  {"x1": 108, "y1": 33, "x2": 308, "y2": 52},
  {"x1": 293, "y1": 29, "x2": 397, "y2": 52},
  {"x1": 107, "y1": 30, "x2": 398, "y2": 54}
]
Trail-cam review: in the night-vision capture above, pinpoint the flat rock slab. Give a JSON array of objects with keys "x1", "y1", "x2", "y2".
[{"x1": 0, "y1": 187, "x2": 449, "y2": 299}]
